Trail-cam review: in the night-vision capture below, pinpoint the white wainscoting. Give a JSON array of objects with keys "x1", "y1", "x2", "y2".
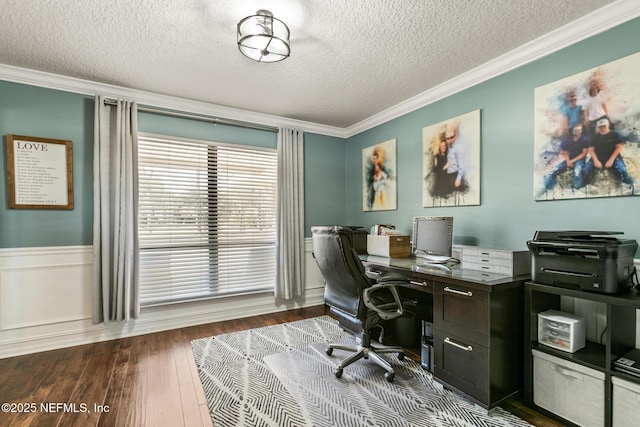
[
  {"x1": 2, "y1": 244, "x2": 636, "y2": 359},
  {"x1": 0, "y1": 246, "x2": 93, "y2": 331},
  {"x1": 0, "y1": 239, "x2": 325, "y2": 359}
]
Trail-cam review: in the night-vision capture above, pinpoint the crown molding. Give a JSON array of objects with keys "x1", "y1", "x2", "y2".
[
  {"x1": 1, "y1": 0, "x2": 638, "y2": 141},
  {"x1": 343, "y1": 0, "x2": 640, "y2": 138},
  {"x1": 0, "y1": 64, "x2": 347, "y2": 139}
]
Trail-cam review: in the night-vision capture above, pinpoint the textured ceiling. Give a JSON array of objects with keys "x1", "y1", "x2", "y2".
[{"x1": 0, "y1": 0, "x2": 625, "y2": 129}]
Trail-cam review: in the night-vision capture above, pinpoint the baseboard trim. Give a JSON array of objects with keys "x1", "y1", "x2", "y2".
[{"x1": 0, "y1": 287, "x2": 325, "y2": 359}]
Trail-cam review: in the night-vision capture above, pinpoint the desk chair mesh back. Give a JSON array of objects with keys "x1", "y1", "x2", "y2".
[{"x1": 311, "y1": 225, "x2": 415, "y2": 382}]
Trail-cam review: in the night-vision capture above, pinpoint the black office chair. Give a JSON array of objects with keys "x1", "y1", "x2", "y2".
[{"x1": 311, "y1": 225, "x2": 415, "y2": 382}]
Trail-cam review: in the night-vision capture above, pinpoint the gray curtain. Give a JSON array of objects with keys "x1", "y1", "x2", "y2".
[
  {"x1": 275, "y1": 128, "x2": 305, "y2": 299},
  {"x1": 92, "y1": 95, "x2": 140, "y2": 323}
]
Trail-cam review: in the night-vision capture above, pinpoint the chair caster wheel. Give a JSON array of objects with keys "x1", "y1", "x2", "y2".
[
  {"x1": 384, "y1": 371, "x2": 394, "y2": 382},
  {"x1": 326, "y1": 348, "x2": 333, "y2": 356},
  {"x1": 397, "y1": 353, "x2": 405, "y2": 361},
  {"x1": 335, "y1": 368, "x2": 343, "y2": 378}
]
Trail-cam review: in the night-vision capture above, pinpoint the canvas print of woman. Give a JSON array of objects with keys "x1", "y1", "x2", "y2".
[{"x1": 363, "y1": 139, "x2": 397, "y2": 211}]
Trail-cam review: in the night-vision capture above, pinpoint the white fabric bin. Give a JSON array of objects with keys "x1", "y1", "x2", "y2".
[
  {"x1": 533, "y1": 349, "x2": 605, "y2": 426},
  {"x1": 612, "y1": 376, "x2": 640, "y2": 427}
]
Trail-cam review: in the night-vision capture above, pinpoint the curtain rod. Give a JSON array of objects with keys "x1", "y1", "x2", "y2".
[{"x1": 102, "y1": 99, "x2": 278, "y2": 133}]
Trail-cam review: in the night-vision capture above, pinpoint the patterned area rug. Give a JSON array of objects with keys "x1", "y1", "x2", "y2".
[{"x1": 191, "y1": 316, "x2": 532, "y2": 427}]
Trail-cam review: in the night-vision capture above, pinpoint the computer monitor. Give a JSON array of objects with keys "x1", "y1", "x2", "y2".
[{"x1": 411, "y1": 216, "x2": 453, "y2": 263}]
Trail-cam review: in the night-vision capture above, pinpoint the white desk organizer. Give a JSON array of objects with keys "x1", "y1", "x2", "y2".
[
  {"x1": 460, "y1": 246, "x2": 530, "y2": 276},
  {"x1": 538, "y1": 309, "x2": 586, "y2": 353}
]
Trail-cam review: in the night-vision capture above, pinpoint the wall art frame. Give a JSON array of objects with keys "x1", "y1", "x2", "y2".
[
  {"x1": 363, "y1": 138, "x2": 397, "y2": 211},
  {"x1": 422, "y1": 110, "x2": 481, "y2": 207},
  {"x1": 534, "y1": 52, "x2": 640, "y2": 201},
  {"x1": 5, "y1": 134, "x2": 74, "y2": 210}
]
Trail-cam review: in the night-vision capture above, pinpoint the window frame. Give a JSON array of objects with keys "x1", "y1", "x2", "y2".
[{"x1": 137, "y1": 132, "x2": 278, "y2": 307}]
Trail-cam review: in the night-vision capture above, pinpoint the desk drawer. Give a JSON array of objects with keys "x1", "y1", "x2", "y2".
[
  {"x1": 365, "y1": 266, "x2": 436, "y2": 291},
  {"x1": 434, "y1": 330, "x2": 489, "y2": 405},
  {"x1": 434, "y1": 283, "x2": 489, "y2": 344}
]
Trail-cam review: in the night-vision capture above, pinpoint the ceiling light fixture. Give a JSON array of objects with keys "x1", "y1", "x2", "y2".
[{"x1": 237, "y1": 9, "x2": 290, "y2": 63}]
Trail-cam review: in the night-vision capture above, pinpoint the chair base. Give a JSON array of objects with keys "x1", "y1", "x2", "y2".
[{"x1": 326, "y1": 337, "x2": 405, "y2": 382}]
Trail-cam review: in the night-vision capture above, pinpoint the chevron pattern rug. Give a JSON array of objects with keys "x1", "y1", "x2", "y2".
[{"x1": 191, "y1": 316, "x2": 532, "y2": 427}]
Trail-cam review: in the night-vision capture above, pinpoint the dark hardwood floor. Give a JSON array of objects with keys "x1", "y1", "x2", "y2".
[{"x1": 0, "y1": 305, "x2": 562, "y2": 426}]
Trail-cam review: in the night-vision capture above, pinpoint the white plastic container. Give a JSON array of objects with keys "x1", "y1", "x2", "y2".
[
  {"x1": 612, "y1": 376, "x2": 640, "y2": 427},
  {"x1": 538, "y1": 309, "x2": 586, "y2": 353},
  {"x1": 532, "y1": 349, "x2": 604, "y2": 426}
]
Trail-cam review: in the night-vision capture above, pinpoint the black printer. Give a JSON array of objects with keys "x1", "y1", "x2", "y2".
[{"x1": 527, "y1": 231, "x2": 638, "y2": 294}]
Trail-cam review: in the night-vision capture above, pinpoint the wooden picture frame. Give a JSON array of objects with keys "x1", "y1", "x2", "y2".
[{"x1": 5, "y1": 134, "x2": 74, "y2": 209}]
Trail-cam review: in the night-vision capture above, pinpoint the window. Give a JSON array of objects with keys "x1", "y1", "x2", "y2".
[{"x1": 137, "y1": 134, "x2": 277, "y2": 307}]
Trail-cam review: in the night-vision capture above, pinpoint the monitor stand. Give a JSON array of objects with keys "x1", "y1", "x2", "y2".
[
  {"x1": 418, "y1": 262, "x2": 451, "y2": 272},
  {"x1": 416, "y1": 255, "x2": 452, "y2": 272},
  {"x1": 417, "y1": 254, "x2": 451, "y2": 264}
]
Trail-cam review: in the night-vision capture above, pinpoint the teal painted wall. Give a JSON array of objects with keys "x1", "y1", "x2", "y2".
[
  {"x1": 344, "y1": 17, "x2": 640, "y2": 254},
  {"x1": 304, "y1": 132, "x2": 346, "y2": 233},
  {"x1": 0, "y1": 82, "x2": 94, "y2": 247}
]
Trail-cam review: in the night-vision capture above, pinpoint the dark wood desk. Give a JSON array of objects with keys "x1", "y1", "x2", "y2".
[{"x1": 363, "y1": 255, "x2": 529, "y2": 410}]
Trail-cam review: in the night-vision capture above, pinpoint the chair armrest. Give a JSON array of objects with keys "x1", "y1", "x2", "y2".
[
  {"x1": 377, "y1": 272, "x2": 409, "y2": 282},
  {"x1": 362, "y1": 282, "x2": 405, "y2": 321}
]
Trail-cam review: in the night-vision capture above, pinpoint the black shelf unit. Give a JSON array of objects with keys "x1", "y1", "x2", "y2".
[{"x1": 524, "y1": 281, "x2": 640, "y2": 427}]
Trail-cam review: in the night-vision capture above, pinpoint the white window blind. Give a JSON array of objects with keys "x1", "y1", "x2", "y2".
[{"x1": 138, "y1": 134, "x2": 277, "y2": 307}]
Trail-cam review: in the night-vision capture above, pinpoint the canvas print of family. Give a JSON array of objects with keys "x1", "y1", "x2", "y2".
[
  {"x1": 422, "y1": 109, "x2": 481, "y2": 207},
  {"x1": 534, "y1": 52, "x2": 640, "y2": 200},
  {"x1": 363, "y1": 138, "x2": 397, "y2": 211}
]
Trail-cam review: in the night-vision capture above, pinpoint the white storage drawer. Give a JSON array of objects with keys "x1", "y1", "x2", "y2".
[
  {"x1": 462, "y1": 247, "x2": 515, "y2": 259},
  {"x1": 533, "y1": 349, "x2": 604, "y2": 426},
  {"x1": 612, "y1": 376, "x2": 640, "y2": 427},
  {"x1": 460, "y1": 260, "x2": 514, "y2": 276},
  {"x1": 538, "y1": 310, "x2": 586, "y2": 353},
  {"x1": 461, "y1": 247, "x2": 530, "y2": 276}
]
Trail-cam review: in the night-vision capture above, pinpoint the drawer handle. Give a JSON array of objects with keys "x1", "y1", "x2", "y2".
[
  {"x1": 410, "y1": 280, "x2": 429, "y2": 287},
  {"x1": 444, "y1": 337, "x2": 473, "y2": 352},
  {"x1": 367, "y1": 270, "x2": 382, "y2": 276},
  {"x1": 555, "y1": 366, "x2": 584, "y2": 381},
  {"x1": 444, "y1": 287, "x2": 473, "y2": 297}
]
